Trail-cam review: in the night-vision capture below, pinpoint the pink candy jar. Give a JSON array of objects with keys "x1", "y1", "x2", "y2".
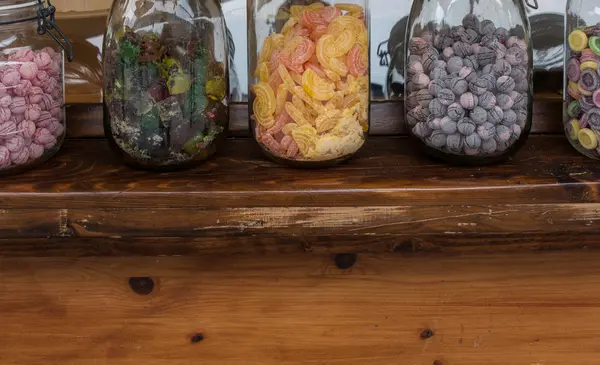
[{"x1": 0, "y1": 0, "x2": 72, "y2": 175}]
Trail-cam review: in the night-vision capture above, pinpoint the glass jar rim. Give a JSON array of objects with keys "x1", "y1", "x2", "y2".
[{"x1": 0, "y1": 1, "x2": 43, "y2": 12}]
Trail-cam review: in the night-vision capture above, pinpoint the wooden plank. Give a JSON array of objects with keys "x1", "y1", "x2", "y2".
[
  {"x1": 1, "y1": 136, "x2": 596, "y2": 210},
  {"x1": 1, "y1": 252, "x2": 599, "y2": 364},
  {"x1": 66, "y1": 99, "x2": 564, "y2": 138}
]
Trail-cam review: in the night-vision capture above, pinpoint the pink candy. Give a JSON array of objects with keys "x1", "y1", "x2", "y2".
[
  {"x1": 18, "y1": 120, "x2": 36, "y2": 139},
  {"x1": 47, "y1": 119, "x2": 64, "y2": 137},
  {"x1": 10, "y1": 147, "x2": 29, "y2": 165},
  {"x1": 34, "y1": 52, "x2": 52, "y2": 70},
  {"x1": 13, "y1": 80, "x2": 31, "y2": 97},
  {"x1": 19, "y1": 62, "x2": 38, "y2": 80},
  {"x1": 39, "y1": 93, "x2": 53, "y2": 111},
  {"x1": 0, "y1": 95, "x2": 11, "y2": 108},
  {"x1": 0, "y1": 146, "x2": 9, "y2": 167},
  {"x1": 2, "y1": 69, "x2": 20, "y2": 86},
  {"x1": 9, "y1": 96, "x2": 26, "y2": 114},
  {"x1": 33, "y1": 128, "x2": 54, "y2": 145},
  {"x1": 24, "y1": 104, "x2": 40, "y2": 121},
  {"x1": 10, "y1": 49, "x2": 34, "y2": 62},
  {"x1": 5, "y1": 135, "x2": 24, "y2": 152},
  {"x1": 0, "y1": 120, "x2": 16, "y2": 138},
  {"x1": 0, "y1": 106, "x2": 11, "y2": 122},
  {"x1": 28, "y1": 143, "x2": 44, "y2": 160},
  {"x1": 27, "y1": 86, "x2": 43, "y2": 104},
  {"x1": 42, "y1": 77, "x2": 57, "y2": 94}
]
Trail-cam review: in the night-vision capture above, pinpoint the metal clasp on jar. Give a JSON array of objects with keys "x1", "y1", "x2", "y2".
[{"x1": 36, "y1": 0, "x2": 73, "y2": 61}]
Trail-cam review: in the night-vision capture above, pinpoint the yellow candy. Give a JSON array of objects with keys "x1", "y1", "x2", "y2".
[
  {"x1": 282, "y1": 123, "x2": 298, "y2": 135},
  {"x1": 324, "y1": 68, "x2": 341, "y2": 82},
  {"x1": 282, "y1": 36, "x2": 305, "y2": 56},
  {"x1": 253, "y1": 82, "x2": 276, "y2": 121},
  {"x1": 328, "y1": 15, "x2": 365, "y2": 37},
  {"x1": 255, "y1": 62, "x2": 270, "y2": 83},
  {"x1": 357, "y1": 75, "x2": 369, "y2": 91},
  {"x1": 357, "y1": 29, "x2": 368, "y2": 47},
  {"x1": 290, "y1": 5, "x2": 306, "y2": 17},
  {"x1": 325, "y1": 29, "x2": 356, "y2": 57},
  {"x1": 326, "y1": 91, "x2": 344, "y2": 110},
  {"x1": 342, "y1": 93, "x2": 360, "y2": 108},
  {"x1": 568, "y1": 30, "x2": 588, "y2": 52},
  {"x1": 307, "y1": 3, "x2": 325, "y2": 11},
  {"x1": 278, "y1": 65, "x2": 296, "y2": 89},
  {"x1": 581, "y1": 61, "x2": 598, "y2": 71},
  {"x1": 275, "y1": 84, "x2": 288, "y2": 115},
  {"x1": 316, "y1": 34, "x2": 349, "y2": 76},
  {"x1": 291, "y1": 124, "x2": 318, "y2": 156},
  {"x1": 315, "y1": 109, "x2": 341, "y2": 133},
  {"x1": 258, "y1": 37, "x2": 274, "y2": 63},
  {"x1": 271, "y1": 34, "x2": 285, "y2": 50},
  {"x1": 302, "y1": 68, "x2": 335, "y2": 101},
  {"x1": 335, "y1": 3, "x2": 364, "y2": 13},
  {"x1": 253, "y1": 107, "x2": 276, "y2": 128},
  {"x1": 290, "y1": 85, "x2": 326, "y2": 115},
  {"x1": 285, "y1": 102, "x2": 311, "y2": 126},
  {"x1": 569, "y1": 119, "x2": 580, "y2": 141},
  {"x1": 578, "y1": 128, "x2": 598, "y2": 150},
  {"x1": 290, "y1": 72, "x2": 303, "y2": 85},
  {"x1": 281, "y1": 17, "x2": 298, "y2": 35}
]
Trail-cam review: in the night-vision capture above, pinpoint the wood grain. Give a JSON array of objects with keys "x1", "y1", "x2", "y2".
[
  {"x1": 0, "y1": 136, "x2": 599, "y2": 254},
  {"x1": 66, "y1": 98, "x2": 564, "y2": 138},
  {"x1": 1, "y1": 252, "x2": 600, "y2": 364}
]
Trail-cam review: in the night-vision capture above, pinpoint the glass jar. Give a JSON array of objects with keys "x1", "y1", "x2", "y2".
[
  {"x1": 405, "y1": 0, "x2": 537, "y2": 165},
  {"x1": 0, "y1": 0, "x2": 71, "y2": 175},
  {"x1": 103, "y1": 0, "x2": 229, "y2": 170},
  {"x1": 564, "y1": 0, "x2": 600, "y2": 159},
  {"x1": 248, "y1": 1, "x2": 370, "y2": 167}
]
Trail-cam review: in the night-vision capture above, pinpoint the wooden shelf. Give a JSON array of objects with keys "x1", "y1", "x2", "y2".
[{"x1": 1, "y1": 135, "x2": 598, "y2": 257}]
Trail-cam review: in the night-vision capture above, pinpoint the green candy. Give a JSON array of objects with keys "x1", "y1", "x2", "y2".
[
  {"x1": 140, "y1": 107, "x2": 160, "y2": 133},
  {"x1": 589, "y1": 36, "x2": 600, "y2": 56},
  {"x1": 568, "y1": 100, "x2": 582, "y2": 118}
]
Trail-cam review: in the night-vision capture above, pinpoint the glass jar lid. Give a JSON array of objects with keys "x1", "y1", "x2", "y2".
[{"x1": 0, "y1": 0, "x2": 73, "y2": 61}]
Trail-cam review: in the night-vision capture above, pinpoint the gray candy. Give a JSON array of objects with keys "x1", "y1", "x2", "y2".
[
  {"x1": 469, "y1": 78, "x2": 488, "y2": 95},
  {"x1": 422, "y1": 48, "x2": 439, "y2": 71},
  {"x1": 447, "y1": 56, "x2": 464, "y2": 73},
  {"x1": 407, "y1": 106, "x2": 426, "y2": 127},
  {"x1": 501, "y1": 109, "x2": 517, "y2": 126},
  {"x1": 463, "y1": 55, "x2": 479, "y2": 70},
  {"x1": 516, "y1": 108, "x2": 528, "y2": 125},
  {"x1": 430, "y1": 67, "x2": 448, "y2": 80},
  {"x1": 460, "y1": 28, "x2": 479, "y2": 44},
  {"x1": 495, "y1": 125, "x2": 511, "y2": 142},
  {"x1": 438, "y1": 88, "x2": 456, "y2": 106},
  {"x1": 449, "y1": 78, "x2": 468, "y2": 95},
  {"x1": 581, "y1": 96, "x2": 596, "y2": 113},
  {"x1": 489, "y1": 40, "x2": 507, "y2": 58},
  {"x1": 505, "y1": 46, "x2": 525, "y2": 66},
  {"x1": 470, "y1": 106, "x2": 488, "y2": 124},
  {"x1": 416, "y1": 89, "x2": 434, "y2": 107},
  {"x1": 510, "y1": 66, "x2": 527, "y2": 83},
  {"x1": 493, "y1": 59, "x2": 512, "y2": 77},
  {"x1": 427, "y1": 116, "x2": 442, "y2": 130},
  {"x1": 457, "y1": 117, "x2": 476, "y2": 135},
  {"x1": 509, "y1": 91, "x2": 525, "y2": 109},
  {"x1": 406, "y1": 93, "x2": 419, "y2": 109},
  {"x1": 409, "y1": 55, "x2": 422, "y2": 63},
  {"x1": 511, "y1": 124, "x2": 522, "y2": 139},
  {"x1": 487, "y1": 106, "x2": 504, "y2": 124},
  {"x1": 428, "y1": 130, "x2": 447, "y2": 148},
  {"x1": 481, "y1": 138, "x2": 498, "y2": 154},
  {"x1": 496, "y1": 76, "x2": 516, "y2": 93},
  {"x1": 477, "y1": 122, "x2": 496, "y2": 140},
  {"x1": 476, "y1": 47, "x2": 496, "y2": 66},
  {"x1": 496, "y1": 141, "x2": 510, "y2": 152},
  {"x1": 482, "y1": 64, "x2": 494, "y2": 75},
  {"x1": 494, "y1": 27, "x2": 509, "y2": 44},
  {"x1": 478, "y1": 19, "x2": 496, "y2": 35},
  {"x1": 428, "y1": 98, "x2": 447, "y2": 117},
  {"x1": 447, "y1": 103, "x2": 465, "y2": 120},
  {"x1": 446, "y1": 133, "x2": 464, "y2": 152},
  {"x1": 433, "y1": 60, "x2": 447, "y2": 70},
  {"x1": 515, "y1": 79, "x2": 529, "y2": 93},
  {"x1": 459, "y1": 67, "x2": 477, "y2": 82},
  {"x1": 478, "y1": 91, "x2": 497, "y2": 109},
  {"x1": 428, "y1": 79, "x2": 445, "y2": 97},
  {"x1": 452, "y1": 41, "x2": 472, "y2": 57},
  {"x1": 441, "y1": 117, "x2": 458, "y2": 134},
  {"x1": 496, "y1": 93, "x2": 514, "y2": 110},
  {"x1": 413, "y1": 122, "x2": 432, "y2": 138},
  {"x1": 480, "y1": 33, "x2": 497, "y2": 47},
  {"x1": 480, "y1": 74, "x2": 496, "y2": 91},
  {"x1": 462, "y1": 14, "x2": 480, "y2": 30},
  {"x1": 460, "y1": 92, "x2": 479, "y2": 110},
  {"x1": 465, "y1": 133, "x2": 482, "y2": 149},
  {"x1": 436, "y1": 33, "x2": 454, "y2": 50}
]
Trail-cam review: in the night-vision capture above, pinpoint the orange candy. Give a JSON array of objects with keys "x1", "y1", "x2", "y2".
[
  {"x1": 301, "y1": 10, "x2": 327, "y2": 29},
  {"x1": 346, "y1": 43, "x2": 368, "y2": 77},
  {"x1": 320, "y1": 6, "x2": 342, "y2": 23},
  {"x1": 291, "y1": 38, "x2": 316, "y2": 65}
]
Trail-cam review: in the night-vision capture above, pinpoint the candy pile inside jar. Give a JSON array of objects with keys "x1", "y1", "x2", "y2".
[
  {"x1": 406, "y1": 15, "x2": 530, "y2": 156},
  {"x1": 0, "y1": 47, "x2": 64, "y2": 170},
  {"x1": 104, "y1": 27, "x2": 227, "y2": 165},
  {"x1": 565, "y1": 24, "x2": 600, "y2": 155},
  {"x1": 252, "y1": 3, "x2": 368, "y2": 162}
]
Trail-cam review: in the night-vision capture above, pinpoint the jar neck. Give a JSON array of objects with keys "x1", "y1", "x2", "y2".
[{"x1": 0, "y1": 1, "x2": 42, "y2": 22}]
